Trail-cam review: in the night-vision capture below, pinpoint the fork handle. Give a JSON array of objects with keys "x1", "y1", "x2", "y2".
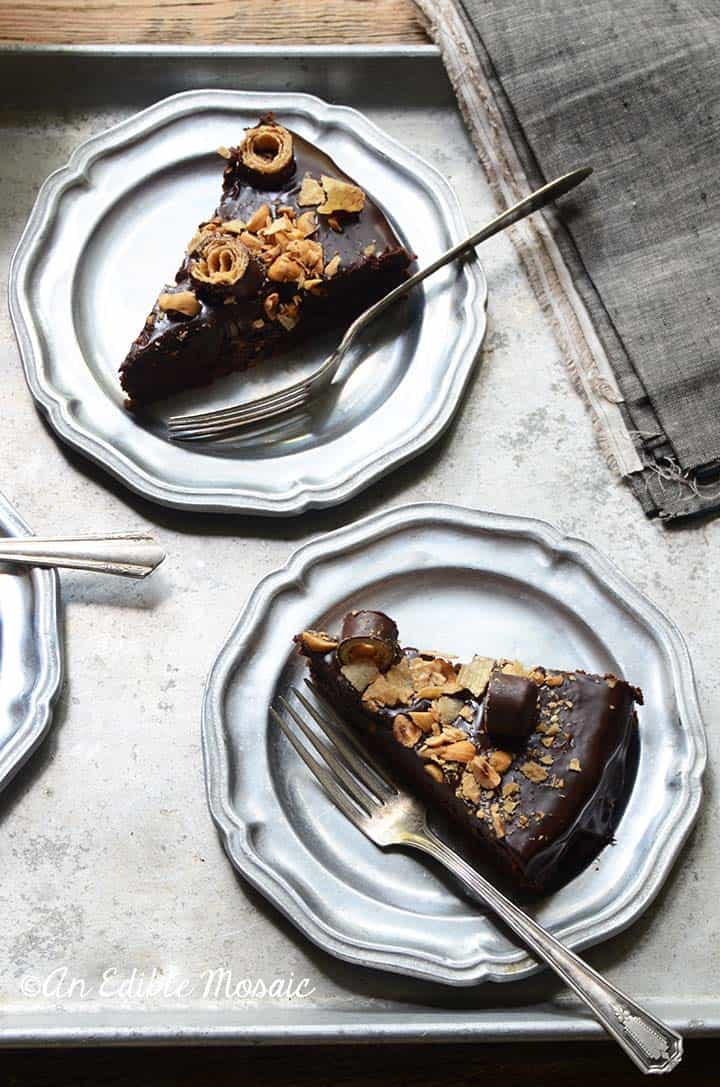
[
  {"x1": 0, "y1": 533, "x2": 165, "y2": 578},
  {"x1": 336, "y1": 166, "x2": 593, "y2": 360},
  {"x1": 406, "y1": 829, "x2": 682, "y2": 1075}
]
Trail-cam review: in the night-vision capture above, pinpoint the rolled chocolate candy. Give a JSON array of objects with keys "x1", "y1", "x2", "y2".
[
  {"x1": 484, "y1": 670, "x2": 539, "y2": 746},
  {"x1": 337, "y1": 610, "x2": 399, "y2": 671}
]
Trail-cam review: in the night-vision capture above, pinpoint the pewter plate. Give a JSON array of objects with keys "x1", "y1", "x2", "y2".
[
  {"x1": 0, "y1": 492, "x2": 63, "y2": 795},
  {"x1": 204, "y1": 502, "x2": 706, "y2": 985},
  {"x1": 9, "y1": 89, "x2": 486, "y2": 515}
]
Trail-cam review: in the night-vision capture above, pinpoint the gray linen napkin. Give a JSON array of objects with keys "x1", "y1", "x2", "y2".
[{"x1": 416, "y1": 0, "x2": 720, "y2": 520}]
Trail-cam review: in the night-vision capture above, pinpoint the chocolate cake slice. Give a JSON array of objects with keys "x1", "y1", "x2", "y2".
[
  {"x1": 120, "y1": 115, "x2": 412, "y2": 408},
  {"x1": 295, "y1": 611, "x2": 642, "y2": 892}
]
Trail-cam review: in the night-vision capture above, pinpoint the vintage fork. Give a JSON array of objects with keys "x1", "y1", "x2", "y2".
[
  {"x1": 167, "y1": 165, "x2": 592, "y2": 441},
  {"x1": 272, "y1": 684, "x2": 683, "y2": 1076},
  {"x1": 0, "y1": 533, "x2": 165, "y2": 578}
]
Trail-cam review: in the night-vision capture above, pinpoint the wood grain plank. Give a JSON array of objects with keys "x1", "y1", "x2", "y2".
[{"x1": 0, "y1": 0, "x2": 428, "y2": 45}]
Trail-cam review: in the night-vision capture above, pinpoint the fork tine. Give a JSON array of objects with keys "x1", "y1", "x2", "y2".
[
  {"x1": 271, "y1": 707, "x2": 370, "y2": 829},
  {"x1": 167, "y1": 390, "x2": 309, "y2": 439},
  {"x1": 276, "y1": 697, "x2": 379, "y2": 816},
  {"x1": 170, "y1": 385, "x2": 309, "y2": 430},
  {"x1": 303, "y1": 680, "x2": 398, "y2": 793},
  {"x1": 167, "y1": 372, "x2": 313, "y2": 426},
  {"x1": 292, "y1": 687, "x2": 396, "y2": 800}
]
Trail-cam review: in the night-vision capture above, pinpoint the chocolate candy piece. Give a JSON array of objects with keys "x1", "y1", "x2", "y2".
[
  {"x1": 338, "y1": 610, "x2": 399, "y2": 671},
  {"x1": 484, "y1": 671, "x2": 538, "y2": 746}
]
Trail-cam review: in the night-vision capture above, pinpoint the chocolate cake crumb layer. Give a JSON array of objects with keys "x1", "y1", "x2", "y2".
[{"x1": 295, "y1": 611, "x2": 642, "y2": 892}]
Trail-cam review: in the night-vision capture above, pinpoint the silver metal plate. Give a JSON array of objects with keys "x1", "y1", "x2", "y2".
[
  {"x1": 10, "y1": 87, "x2": 486, "y2": 515},
  {"x1": 0, "y1": 492, "x2": 63, "y2": 794},
  {"x1": 203, "y1": 503, "x2": 706, "y2": 985}
]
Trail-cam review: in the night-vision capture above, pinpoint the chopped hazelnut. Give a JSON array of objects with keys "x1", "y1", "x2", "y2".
[
  {"x1": 298, "y1": 176, "x2": 325, "y2": 206},
  {"x1": 520, "y1": 761, "x2": 549, "y2": 784},
  {"x1": 158, "y1": 290, "x2": 200, "y2": 318},
  {"x1": 393, "y1": 714, "x2": 422, "y2": 749},
  {"x1": 246, "y1": 203, "x2": 271, "y2": 234},
  {"x1": 470, "y1": 755, "x2": 501, "y2": 790}
]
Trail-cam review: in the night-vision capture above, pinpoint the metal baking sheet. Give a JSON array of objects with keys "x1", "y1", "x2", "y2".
[
  {"x1": 203, "y1": 503, "x2": 704, "y2": 984},
  {"x1": 0, "y1": 44, "x2": 718, "y2": 1046}
]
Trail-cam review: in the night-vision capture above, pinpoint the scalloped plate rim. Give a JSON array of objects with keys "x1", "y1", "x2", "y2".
[
  {"x1": 202, "y1": 502, "x2": 706, "y2": 985},
  {"x1": 9, "y1": 89, "x2": 487, "y2": 515}
]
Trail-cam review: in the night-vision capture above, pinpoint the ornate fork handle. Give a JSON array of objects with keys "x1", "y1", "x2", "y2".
[
  {"x1": 0, "y1": 533, "x2": 165, "y2": 578},
  {"x1": 405, "y1": 827, "x2": 682, "y2": 1075}
]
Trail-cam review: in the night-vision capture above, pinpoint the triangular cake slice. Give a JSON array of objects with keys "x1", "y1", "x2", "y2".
[
  {"x1": 120, "y1": 115, "x2": 412, "y2": 408},
  {"x1": 296, "y1": 610, "x2": 642, "y2": 892}
]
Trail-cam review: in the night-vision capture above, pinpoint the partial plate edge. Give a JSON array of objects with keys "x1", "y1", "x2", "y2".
[{"x1": 0, "y1": 491, "x2": 64, "y2": 794}]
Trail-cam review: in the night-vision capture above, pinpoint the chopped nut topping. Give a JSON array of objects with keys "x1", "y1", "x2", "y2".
[
  {"x1": 502, "y1": 780, "x2": 520, "y2": 798},
  {"x1": 434, "y1": 695, "x2": 465, "y2": 726},
  {"x1": 217, "y1": 145, "x2": 232, "y2": 159},
  {"x1": 246, "y1": 203, "x2": 271, "y2": 234},
  {"x1": 261, "y1": 215, "x2": 294, "y2": 237},
  {"x1": 489, "y1": 750, "x2": 513, "y2": 774},
  {"x1": 545, "y1": 673, "x2": 564, "y2": 688},
  {"x1": 276, "y1": 305, "x2": 299, "y2": 331},
  {"x1": 568, "y1": 758, "x2": 582, "y2": 772},
  {"x1": 459, "y1": 771, "x2": 481, "y2": 803},
  {"x1": 286, "y1": 238, "x2": 324, "y2": 275},
  {"x1": 436, "y1": 740, "x2": 476, "y2": 764},
  {"x1": 340, "y1": 661, "x2": 380, "y2": 692},
  {"x1": 520, "y1": 761, "x2": 549, "y2": 784},
  {"x1": 317, "y1": 174, "x2": 365, "y2": 215},
  {"x1": 440, "y1": 726, "x2": 467, "y2": 742},
  {"x1": 267, "y1": 253, "x2": 304, "y2": 284},
  {"x1": 417, "y1": 685, "x2": 446, "y2": 700},
  {"x1": 459, "y1": 705, "x2": 474, "y2": 722},
  {"x1": 457, "y1": 655, "x2": 495, "y2": 697},
  {"x1": 470, "y1": 755, "x2": 501, "y2": 790},
  {"x1": 539, "y1": 754, "x2": 553, "y2": 766},
  {"x1": 327, "y1": 215, "x2": 343, "y2": 233},
  {"x1": 490, "y1": 805, "x2": 505, "y2": 839},
  {"x1": 216, "y1": 220, "x2": 244, "y2": 237},
  {"x1": 501, "y1": 660, "x2": 528, "y2": 677},
  {"x1": 364, "y1": 242, "x2": 376, "y2": 257},
  {"x1": 393, "y1": 713, "x2": 422, "y2": 748},
  {"x1": 424, "y1": 764, "x2": 444, "y2": 783},
  {"x1": 263, "y1": 292, "x2": 280, "y2": 320},
  {"x1": 409, "y1": 711, "x2": 436, "y2": 733},
  {"x1": 362, "y1": 660, "x2": 413, "y2": 707},
  {"x1": 296, "y1": 211, "x2": 318, "y2": 237},
  {"x1": 422, "y1": 733, "x2": 450, "y2": 749},
  {"x1": 158, "y1": 290, "x2": 200, "y2": 317},
  {"x1": 324, "y1": 254, "x2": 341, "y2": 278},
  {"x1": 298, "y1": 176, "x2": 325, "y2": 206}
]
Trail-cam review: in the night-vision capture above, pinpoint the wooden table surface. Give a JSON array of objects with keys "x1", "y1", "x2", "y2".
[{"x1": 2, "y1": 0, "x2": 718, "y2": 1081}]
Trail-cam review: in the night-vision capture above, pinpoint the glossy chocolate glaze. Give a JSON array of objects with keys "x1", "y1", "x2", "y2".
[
  {"x1": 297, "y1": 615, "x2": 641, "y2": 893},
  {"x1": 119, "y1": 120, "x2": 411, "y2": 407}
]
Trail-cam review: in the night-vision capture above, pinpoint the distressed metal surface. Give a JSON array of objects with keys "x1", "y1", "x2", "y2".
[
  {"x1": 9, "y1": 78, "x2": 485, "y2": 515},
  {"x1": 0, "y1": 45, "x2": 717, "y2": 1044},
  {"x1": 204, "y1": 503, "x2": 705, "y2": 984}
]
